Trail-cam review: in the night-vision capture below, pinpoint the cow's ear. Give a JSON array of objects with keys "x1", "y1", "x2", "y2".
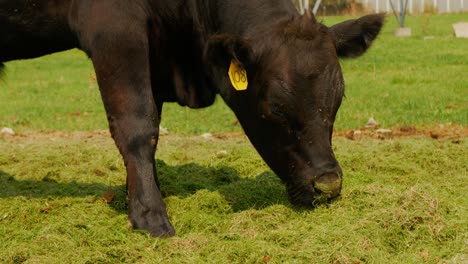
[
  {"x1": 329, "y1": 14, "x2": 385, "y2": 58},
  {"x1": 204, "y1": 34, "x2": 254, "y2": 69}
]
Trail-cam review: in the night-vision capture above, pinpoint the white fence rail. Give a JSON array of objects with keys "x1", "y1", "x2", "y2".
[{"x1": 360, "y1": 0, "x2": 467, "y2": 14}]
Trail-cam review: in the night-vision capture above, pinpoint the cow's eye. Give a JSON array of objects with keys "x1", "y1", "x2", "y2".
[
  {"x1": 259, "y1": 101, "x2": 288, "y2": 124},
  {"x1": 270, "y1": 103, "x2": 288, "y2": 119},
  {"x1": 259, "y1": 85, "x2": 293, "y2": 123}
]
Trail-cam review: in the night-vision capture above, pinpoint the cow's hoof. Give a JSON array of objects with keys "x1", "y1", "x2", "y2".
[
  {"x1": 149, "y1": 223, "x2": 176, "y2": 238},
  {"x1": 128, "y1": 212, "x2": 175, "y2": 238}
]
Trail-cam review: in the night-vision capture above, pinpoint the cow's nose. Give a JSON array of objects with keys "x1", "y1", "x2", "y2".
[
  {"x1": 314, "y1": 171, "x2": 343, "y2": 200},
  {"x1": 286, "y1": 166, "x2": 343, "y2": 206}
]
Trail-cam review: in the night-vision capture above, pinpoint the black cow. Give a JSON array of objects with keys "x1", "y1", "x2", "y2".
[{"x1": 0, "y1": 0, "x2": 384, "y2": 237}]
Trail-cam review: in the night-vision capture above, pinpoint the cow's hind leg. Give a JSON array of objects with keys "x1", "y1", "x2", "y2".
[{"x1": 88, "y1": 22, "x2": 174, "y2": 237}]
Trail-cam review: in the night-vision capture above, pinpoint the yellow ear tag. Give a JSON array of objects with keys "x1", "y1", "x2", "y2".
[{"x1": 228, "y1": 60, "x2": 248, "y2": 91}]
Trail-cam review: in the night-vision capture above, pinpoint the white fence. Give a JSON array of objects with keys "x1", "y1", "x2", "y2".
[{"x1": 360, "y1": 0, "x2": 468, "y2": 13}]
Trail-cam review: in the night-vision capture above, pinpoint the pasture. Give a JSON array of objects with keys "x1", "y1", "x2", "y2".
[{"x1": 1, "y1": 14, "x2": 467, "y2": 263}]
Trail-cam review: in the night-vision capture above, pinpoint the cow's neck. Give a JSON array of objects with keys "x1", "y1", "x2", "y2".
[
  {"x1": 167, "y1": 0, "x2": 297, "y2": 38},
  {"x1": 210, "y1": 0, "x2": 297, "y2": 38},
  {"x1": 153, "y1": 0, "x2": 297, "y2": 108}
]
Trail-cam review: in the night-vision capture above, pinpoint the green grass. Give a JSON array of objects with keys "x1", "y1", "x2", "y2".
[
  {"x1": 1, "y1": 133, "x2": 467, "y2": 263},
  {"x1": 0, "y1": 14, "x2": 467, "y2": 263},
  {"x1": 325, "y1": 13, "x2": 468, "y2": 130},
  {"x1": 1, "y1": 14, "x2": 466, "y2": 134}
]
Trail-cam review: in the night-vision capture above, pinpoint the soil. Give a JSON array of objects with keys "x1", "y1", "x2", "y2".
[
  {"x1": 334, "y1": 124, "x2": 467, "y2": 141},
  {"x1": 1, "y1": 124, "x2": 466, "y2": 143}
]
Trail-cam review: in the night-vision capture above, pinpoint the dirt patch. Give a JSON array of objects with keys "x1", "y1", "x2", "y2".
[
  {"x1": 1, "y1": 124, "x2": 466, "y2": 143},
  {"x1": 211, "y1": 132, "x2": 245, "y2": 140},
  {"x1": 335, "y1": 124, "x2": 467, "y2": 141}
]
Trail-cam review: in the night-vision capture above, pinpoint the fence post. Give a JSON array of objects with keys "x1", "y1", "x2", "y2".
[
  {"x1": 312, "y1": 0, "x2": 321, "y2": 15},
  {"x1": 421, "y1": 0, "x2": 425, "y2": 13},
  {"x1": 376, "y1": 0, "x2": 380, "y2": 13},
  {"x1": 447, "y1": 0, "x2": 450, "y2": 12},
  {"x1": 298, "y1": 0, "x2": 304, "y2": 14}
]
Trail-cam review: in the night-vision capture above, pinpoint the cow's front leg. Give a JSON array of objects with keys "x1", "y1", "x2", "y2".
[{"x1": 89, "y1": 29, "x2": 174, "y2": 237}]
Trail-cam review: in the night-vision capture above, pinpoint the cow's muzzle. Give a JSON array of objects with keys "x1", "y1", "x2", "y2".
[{"x1": 286, "y1": 170, "x2": 343, "y2": 206}]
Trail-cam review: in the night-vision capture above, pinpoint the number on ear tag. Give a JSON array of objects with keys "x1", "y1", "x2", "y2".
[{"x1": 228, "y1": 60, "x2": 248, "y2": 91}]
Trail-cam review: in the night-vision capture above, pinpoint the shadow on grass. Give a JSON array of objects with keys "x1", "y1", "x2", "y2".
[
  {"x1": 0, "y1": 170, "x2": 111, "y2": 198},
  {"x1": 156, "y1": 160, "x2": 289, "y2": 211},
  {"x1": 0, "y1": 160, "x2": 289, "y2": 213}
]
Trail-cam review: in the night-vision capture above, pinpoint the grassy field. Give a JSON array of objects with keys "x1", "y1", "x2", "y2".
[
  {"x1": 1, "y1": 132, "x2": 466, "y2": 263},
  {"x1": 1, "y1": 14, "x2": 467, "y2": 263}
]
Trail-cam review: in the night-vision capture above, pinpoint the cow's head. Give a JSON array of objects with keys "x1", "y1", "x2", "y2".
[{"x1": 205, "y1": 14, "x2": 384, "y2": 205}]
